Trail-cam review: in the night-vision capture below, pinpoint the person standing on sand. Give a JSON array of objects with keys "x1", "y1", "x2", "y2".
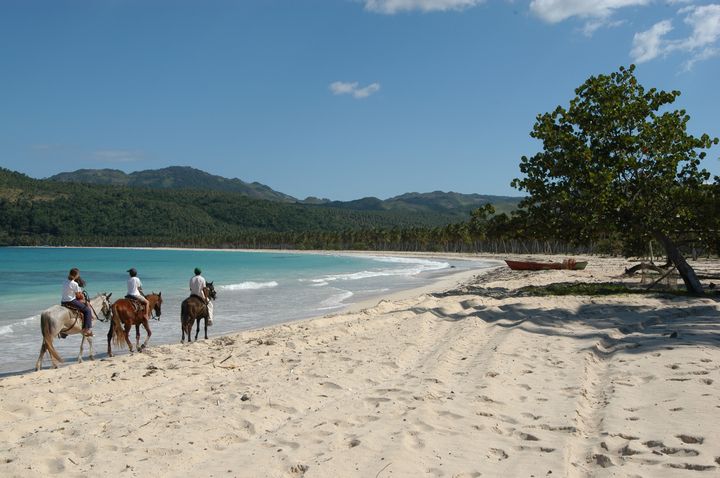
[
  {"x1": 126, "y1": 268, "x2": 150, "y2": 320},
  {"x1": 61, "y1": 267, "x2": 94, "y2": 336},
  {"x1": 189, "y1": 267, "x2": 208, "y2": 304}
]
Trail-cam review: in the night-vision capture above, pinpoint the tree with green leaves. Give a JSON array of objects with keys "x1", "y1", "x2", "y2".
[{"x1": 512, "y1": 65, "x2": 718, "y2": 294}]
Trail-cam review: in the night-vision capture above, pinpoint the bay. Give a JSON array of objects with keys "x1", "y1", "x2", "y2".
[{"x1": 0, "y1": 247, "x2": 493, "y2": 374}]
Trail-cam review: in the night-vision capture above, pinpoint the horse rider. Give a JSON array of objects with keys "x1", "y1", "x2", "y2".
[
  {"x1": 126, "y1": 268, "x2": 150, "y2": 320},
  {"x1": 189, "y1": 267, "x2": 209, "y2": 304},
  {"x1": 61, "y1": 267, "x2": 93, "y2": 336}
]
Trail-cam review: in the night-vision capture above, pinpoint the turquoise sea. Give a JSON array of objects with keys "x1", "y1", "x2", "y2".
[{"x1": 0, "y1": 247, "x2": 494, "y2": 374}]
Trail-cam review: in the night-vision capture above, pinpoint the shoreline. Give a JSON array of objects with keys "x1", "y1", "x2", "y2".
[
  {"x1": 1, "y1": 255, "x2": 718, "y2": 476},
  {"x1": 0, "y1": 249, "x2": 497, "y2": 376}
]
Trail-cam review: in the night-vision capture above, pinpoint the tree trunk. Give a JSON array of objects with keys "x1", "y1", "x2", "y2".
[{"x1": 653, "y1": 231, "x2": 704, "y2": 295}]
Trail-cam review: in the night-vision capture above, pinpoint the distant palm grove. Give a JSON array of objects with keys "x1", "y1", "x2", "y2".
[{"x1": 1, "y1": 165, "x2": 716, "y2": 258}]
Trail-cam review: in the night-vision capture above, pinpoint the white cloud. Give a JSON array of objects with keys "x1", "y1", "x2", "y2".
[
  {"x1": 330, "y1": 81, "x2": 381, "y2": 99},
  {"x1": 631, "y1": 20, "x2": 674, "y2": 62},
  {"x1": 682, "y1": 46, "x2": 720, "y2": 70},
  {"x1": 681, "y1": 4, "x2": 720, "y2": 49},
  {"x1": 582, "y1": 18, "x2": 625, "y2": 36},
  {"x1": 530, "y1": 0, "x2": 651, "y2": 23},
  {"x1": 364, "y1": 0, "x2": 484, "y2": 14},
  {"x1": 631, "y1": 4, "x2": 720, "y2": 68}
]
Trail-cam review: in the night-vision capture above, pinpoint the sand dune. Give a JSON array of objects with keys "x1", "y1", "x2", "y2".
[{"x1": 1, "y1": 255, "x2": 719, "y2": 477}]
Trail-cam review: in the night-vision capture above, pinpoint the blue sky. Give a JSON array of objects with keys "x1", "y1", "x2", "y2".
[{"x1": 1, "y1": 0, "x2": 719, "y2": 201}]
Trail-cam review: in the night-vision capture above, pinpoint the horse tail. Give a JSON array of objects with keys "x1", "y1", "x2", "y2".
[
  {"x1": 41, "y1": 312, "x2": 63, "y2": 364},
  {"x1": 111, "y1": 302, "x2": 127, "y2": 349},
  {"x1": 180, "y1": 298, "x2": 188, "y2": 322}
]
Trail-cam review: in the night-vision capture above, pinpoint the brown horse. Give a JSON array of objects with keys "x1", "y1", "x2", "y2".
[
  {"x1": 181, "y1": 282, "x2": 216, "y2": 343},
  {"x1": 107, "y1": 292, "x2": 163, "y2": 356}
]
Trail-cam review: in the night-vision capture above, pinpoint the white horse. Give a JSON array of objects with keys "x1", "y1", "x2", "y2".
[{"x1": 35, "y1": 293, "x2": 113, "y2": 371}]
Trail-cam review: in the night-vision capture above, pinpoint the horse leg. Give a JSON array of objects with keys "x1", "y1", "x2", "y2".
[
  {"x1": 107, "y1": 321, "x2": 114, "y2": 357},
  {"x1": 194, "y1": 318, "x2": 201, "y2": 341},
  {"x1": 78, "y1": 335, "x2": 85, "y2": 364},
  {"x1": 124, "y1": 323, "x2": 134, "y2": 353},
  {"x1": 180, "y1": 300, "x2": 189, "y2": 343},
  {"x1": 36, "y1": 342, "x2": 47, "y2": 371},
  {"x1": 135, "y1": 323, "x2": 141, "y2": 352},
  {"x1": 139, "y1": 320, "x2": 152, "y2": 352},
  {"x1": 204, "y1": 317, "x2": 208, "y2": 340},
  {"x1": 185, "y1": 320, "x2": 193, "y2": 343},
  {"x1": 88, "y1": 335, "x2": 95, "y2": 361}
]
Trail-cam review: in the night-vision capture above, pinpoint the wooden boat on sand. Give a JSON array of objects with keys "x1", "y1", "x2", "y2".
[{"x1": 505, "y1": 259, "x2": 588, "y2": 271}]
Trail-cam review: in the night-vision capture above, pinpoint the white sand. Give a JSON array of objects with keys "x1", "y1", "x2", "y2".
[{"x1": 1, "y1": 255, "x2": 719, "y2": 477}]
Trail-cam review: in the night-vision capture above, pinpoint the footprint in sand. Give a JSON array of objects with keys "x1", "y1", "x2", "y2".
[
  {"x1": 676, "y1": 434, "x2": 704, "y2": 444},
  {"x1": 517, "y1": 431, "x2": 540, "y2": 441},
  {"x1": 659, "y1": 447, "x2": 699, "y2": 457},
  {"x1": 402, "y1": 430, "x2": 425, "y2": 450},
  {"x1": 437, "y1": 410, "x2": 464, "y2": 420},
  {"x1": 413, "y1": 419, "x2": 436, "y2": 432},
  {"x1": 321, "y1": 381, "x2": 343, "y2": 390},
  {"x1": 522, "y1": 412, "x2": 542, "y2": 421},
  {"x1": 269, "y1": 403, "x2": 298, "y2": 414},
  {"x1": 665, "y1": 463, "x2": 716, "y2": 471},
  {"x1": 487, "y1": 448, "x2": 509, "y2": 460}
]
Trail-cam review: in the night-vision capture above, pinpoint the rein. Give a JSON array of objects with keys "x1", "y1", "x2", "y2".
[{"x1": 88, "y1": 294, "x2": 110, "y2": 323}]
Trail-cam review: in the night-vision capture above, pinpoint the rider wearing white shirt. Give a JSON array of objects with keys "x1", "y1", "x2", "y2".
[
  {"x1": 189, "y1": 267, "x2": 208, "y2": 303},
  {"x1": 61, "y1": 267, "x2": 94, "y2": 336},
  {"x1": 126, "y1": 268, "x2": 149, "y2": 320}
]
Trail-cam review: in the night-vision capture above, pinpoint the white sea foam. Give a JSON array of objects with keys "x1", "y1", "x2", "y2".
[
  {"x1": 368, "y1": 255, "x2": 450, "y2": 271},
  {"x1": 310, "y1": 256, "x2": 449, "y2": 285},
  {"x1": 318, "y1": 289, "x2": 354, "y2": 311},
  {"x1": 221, "y1": 281, "x2": 279, "y2": 291},
  {"x1": 0, "y1": 315, "x2": 38, "y2": 337}
]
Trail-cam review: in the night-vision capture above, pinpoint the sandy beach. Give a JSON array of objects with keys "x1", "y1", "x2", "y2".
[{"x1": 1, "y1": 255, "x2": 719, "y2": 477}]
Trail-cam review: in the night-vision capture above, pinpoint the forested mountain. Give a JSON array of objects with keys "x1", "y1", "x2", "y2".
[
  {"x1": 48, "y1": 166, "x2": 297, "y2": 202},
  {"x1": 0, "y1": 167, "x2": 482, "y2": 247},
  {"x1": 320, "y1": 191, "x2": 519, "y2": 217},
  {"x1": 47, "y1": 166, "x2": 521, "y2": 218}
]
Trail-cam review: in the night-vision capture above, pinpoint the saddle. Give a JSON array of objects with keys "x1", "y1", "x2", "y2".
[
  {"x1": 125, "y1": 295, "x2": 146, "y2": 317},
  {"x1": 59, "y1": 303, "x2": 84, "y2": 339}
]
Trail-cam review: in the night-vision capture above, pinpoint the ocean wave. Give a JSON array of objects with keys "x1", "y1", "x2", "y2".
[
  {"x1": 220, "y1": 281, "x2": 279, "y2": 291},
  {"x1": 318, "y1": 289, "x2": 354, "y2": 311},
  {"x1": 0, "y1": 315, "x2": 39, "y2": 337},
  {"x1": 310, "y1": 256, "x2": 449, "y2": 285}
]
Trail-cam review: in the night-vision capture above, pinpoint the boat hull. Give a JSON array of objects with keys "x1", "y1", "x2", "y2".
[{"x1": 505, "y1": 260, "x2": 587, "y2": 271}]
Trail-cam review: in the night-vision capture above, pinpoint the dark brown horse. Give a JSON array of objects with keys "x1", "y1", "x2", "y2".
[
  {"x1": 180, "y1": 282, "x2": 216, "y2": 343},
  {"x1": 107, "y1": 292, "x2": 163, "y2": 356}
]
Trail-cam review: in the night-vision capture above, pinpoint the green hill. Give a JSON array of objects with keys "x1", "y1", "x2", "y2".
[
  {"x1": 47, "y1": 167, "x2": 522, "y2": 218},
  {"x1": 1, "y1": 167, "x2": 486, "y2": 247},
  {"x1": 48, "y1": 166, "x2": 297, "y2": 202}
]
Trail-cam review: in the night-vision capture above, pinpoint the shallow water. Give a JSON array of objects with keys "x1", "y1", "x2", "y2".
[{"x1": 0, "y1": 247, "x2": 493, "y2": 374}]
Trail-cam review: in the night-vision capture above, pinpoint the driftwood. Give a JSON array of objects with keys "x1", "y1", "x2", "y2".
[{"x1": 624, "y1": 263, "x2": 670, "y2": 276}]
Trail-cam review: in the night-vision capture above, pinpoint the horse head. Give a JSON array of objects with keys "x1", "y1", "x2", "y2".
[
  {"x1": 206, "y1": 282, "x2": 217, "y2": 301},
  {"x1": 100, "y1": 292, "x2": 113, "y2": 321},
  {"x1": 152, "y1": 292, "x2": 163, "y2": 319}
]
